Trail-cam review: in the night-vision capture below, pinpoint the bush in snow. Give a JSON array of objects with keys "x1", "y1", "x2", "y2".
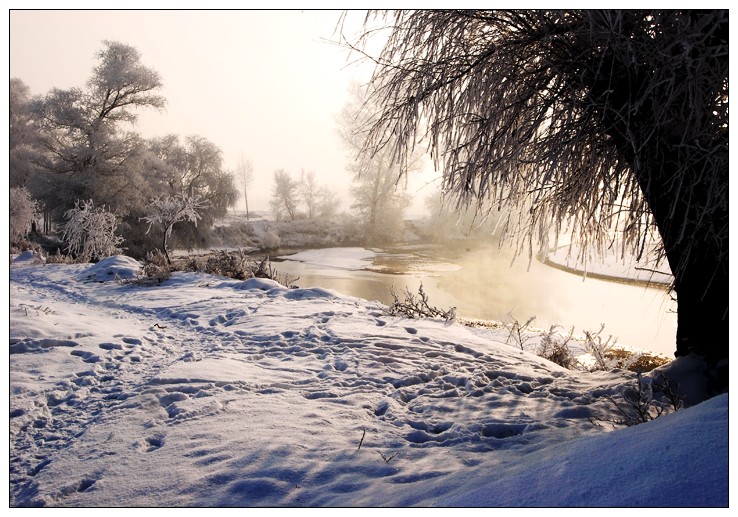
[
  {"x1": 536, "y1": 325, "x2": 578, "y2": 369},
  {"x1": 606, "y1": 371, "x2": 684, "y2": 427},
  {"x1": 185, "y1": 250, "x2": 299, "y2": 288},
  {"x1": 504, "y1": 315, "x2": 537, "y2": 352},
  {"x1": 62, "y1": 200, "x2": 124, "y2": 262},
  {"x1": 204, "y1": 249, "x2": 252, "y2": 280},
  {"x1": 260, "y1": 229, "x2": 281, "y2": 251},
  {"x1": 9, "y1": 186, "x2": 40, "y2": 244},
  {"x1": 142, "y1": 194, "x2": 206, "y2": 266},
  {"x1": 387, "y1": 283, "x2": 456, "y2": 323},
  {"x1": 583, "y1": 324, "x2": 618, "y2": 371}
]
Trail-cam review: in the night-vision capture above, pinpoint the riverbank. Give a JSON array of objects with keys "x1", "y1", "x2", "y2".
[{"x1": 543, "y1": 244, "x2": 673, "y2": 288}]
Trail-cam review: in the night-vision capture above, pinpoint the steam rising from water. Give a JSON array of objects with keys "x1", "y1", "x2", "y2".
[{"x1": 276, "y1": 244, "x2": 677, "y2": 356}]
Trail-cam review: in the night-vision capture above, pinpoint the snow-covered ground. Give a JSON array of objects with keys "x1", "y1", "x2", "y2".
[{"x1": 8, "y1": 253, "x2": 728, "y2": 507}]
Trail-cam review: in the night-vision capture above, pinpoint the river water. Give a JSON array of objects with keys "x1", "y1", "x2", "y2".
[{"x1": 272, "y1": 244, "x2": 677, "y2": 357}]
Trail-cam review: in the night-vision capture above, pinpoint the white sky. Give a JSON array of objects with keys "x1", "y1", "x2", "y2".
[{"x1": 9, "y1": 9, "x2": 441, "y2": 213}]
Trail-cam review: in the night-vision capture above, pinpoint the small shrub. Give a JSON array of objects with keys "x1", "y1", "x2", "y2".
[
  {"x1": 142, "y1": 249, "x2": 173, "y2": 282},
  {"x1": 536, "y1": 325, "x2": 577, "y2": 368},
  {"x1": 253, "y1": 257, "x2": 300, "y2": 288},
  {"x1": 505, "y1": 315, "x2": 536, "y2": 351},
  {"x1": 194, "y1": 250, "x2": 299, "y2": 288},
  {"x1": 606, "y1": 371, "x2": 684, "y2": 426},
  {"x1": 204, "y1": 249, "x2": 251, "y2": 280},
  {"x1": 62, "y1": 200, "x2": 124, "y2": 262},
  {"x1": 387, "y1": 283, "x2": 456, "y2": 323},
  {"x1": 583, "y1": 324, "x2": 617, "y2": 371}
]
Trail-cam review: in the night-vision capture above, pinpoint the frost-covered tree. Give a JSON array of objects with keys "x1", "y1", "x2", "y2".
[
  {"x1": 142, "y1": 194, "x2": 206, "y2": 266},
  {"x1": 145, "y1": 135, "x2": 238, "y2": 248},
  {"x1": 338, "y1": 83, "x2": 418, "y2": 244},
  {"x1": 9, "y1": 187, "x2": 40, "y2": 243},
  {"x1": 352, "y1": 10, "x2": 729, "y2": 394},
  {"x1": 9, "y1": 78, "x2": 44, "y2": 190},
  {"x1": 30, "y1": 41, "x2": 165, "y2": 217},
  {"x1": 270, "y1": 169, "x2": 299, "y2": 221},
  {"x1": 62, "y1": 200, "x2": 124, "y2": 262}
]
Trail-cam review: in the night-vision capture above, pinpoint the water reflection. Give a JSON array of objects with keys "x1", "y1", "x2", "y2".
[{"x1": 274, "y1": 244, "x2": 677, "y2": 357}]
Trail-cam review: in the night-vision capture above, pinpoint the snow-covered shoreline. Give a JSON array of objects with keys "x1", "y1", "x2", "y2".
[
  {"x1": 8, "y1": 256, "x2": 727, "y2": 507},
  {"x1": 544, "y1": 245, "x2": 673, "y2": 286}
]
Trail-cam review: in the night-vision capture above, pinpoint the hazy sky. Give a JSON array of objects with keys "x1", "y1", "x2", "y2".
[{"x1": 9, "y1": 9, "x2": 439, "y2": 212}]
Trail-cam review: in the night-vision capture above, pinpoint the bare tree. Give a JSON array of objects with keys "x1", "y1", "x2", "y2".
[
  {"x1": 350, "y1": 10, "x2": 728, "y2": 394},
  {"x1": 337, "y1": 82, "x2": 418, "y2": 244},
  {"x1": 236, "y1": 154, "x2": 255, "y2": 220},
  {"x1": 270, "y1": 169, "x2": 299, "y2": 221},
  {"x1": 299, "y1": 170, "x2": 320, "y2": 219}
]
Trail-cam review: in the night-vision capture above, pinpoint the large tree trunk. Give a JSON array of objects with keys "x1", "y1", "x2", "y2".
[
  {"x1": 637, "y1": 155, "x2": 729, "y2": 396},
  {"x1": 590, "y1": 44, "x2": 729, "y2": 397}
]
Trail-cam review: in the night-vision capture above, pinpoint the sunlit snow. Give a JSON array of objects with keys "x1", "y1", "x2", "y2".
[{"x1": 9, "y1": 255, "x2": 727, "y2": 507}]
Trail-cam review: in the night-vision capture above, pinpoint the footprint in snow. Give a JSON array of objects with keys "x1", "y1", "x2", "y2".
[{"x1": 143, "y1": 433, "x2": 166, "y2": 452}]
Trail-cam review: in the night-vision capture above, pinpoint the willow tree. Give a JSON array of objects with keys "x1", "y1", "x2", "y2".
[{"x1": 351, "y1": 10, "x2": 728, "y2": 395}]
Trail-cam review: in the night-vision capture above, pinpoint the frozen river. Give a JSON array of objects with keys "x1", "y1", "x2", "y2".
[{"x1": 273, "y1": 244, "x2": 677, "y2": 357}]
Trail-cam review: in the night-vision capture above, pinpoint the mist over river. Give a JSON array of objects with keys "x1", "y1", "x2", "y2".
[{"x1": 273, "y1": 244, "x2": 677, "y2": 357}]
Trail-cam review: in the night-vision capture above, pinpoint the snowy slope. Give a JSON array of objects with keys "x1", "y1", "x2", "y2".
[{"x1": 8, "y1": 255, "x2": 728, "y2": 507}]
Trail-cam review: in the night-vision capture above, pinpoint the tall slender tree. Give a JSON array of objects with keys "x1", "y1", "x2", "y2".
[{"x1": 237, "y1": 154, "x2": 255, "y2": 220}]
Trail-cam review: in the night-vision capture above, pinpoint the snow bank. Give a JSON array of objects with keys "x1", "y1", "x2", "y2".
[
  {"x1": 546, "y1": 245, "x2": 672, "y2": 285},
  {"x1": 445, "y1": 393, "x2": 728, "y2": 507},
  {"x1": 78, "y1": 255, "x2": 142, "y2": 282}
]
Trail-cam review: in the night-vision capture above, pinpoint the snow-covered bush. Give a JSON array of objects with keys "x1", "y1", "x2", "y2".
[
  {"x1": 62, "y1": 200, "x2": 124, "y2": 262},
  {"x1": 504, "y1": 315, "x2": 537, "y2": 351},
  {"x1": 142, "y1": 194, "x2": 206, "y2": 265},
  {"x1": 606, "y1": 371, "x2": 684, "y2": 427},
  {"x1": 583, "y1": 324, "x2": 618, "y2": 371},
  {"x1": 261, "y1": 229, "x2": 281, "y2": 251},
  {"x1": 9, "y1": 186, "x2": 40, "y2": 243},
  {"x1": 204, "y1": 249, "x2": 252, "y2": 280},
  {"x1": 536, "y1": 325, "x2": 578, "y2": 369}
]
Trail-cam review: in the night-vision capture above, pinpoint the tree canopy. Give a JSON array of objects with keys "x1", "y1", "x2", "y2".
[
  {"x1": 12, "y1": 40, "x2": 239, "y2": 257},
  {"x1": 351, "y1": 10, "x2": 728, "y2": 395}
]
